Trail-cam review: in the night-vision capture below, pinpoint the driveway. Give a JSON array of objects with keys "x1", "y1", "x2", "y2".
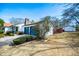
[{"x1": 0, "y1": 35, "x2": 25, "y2": 46}]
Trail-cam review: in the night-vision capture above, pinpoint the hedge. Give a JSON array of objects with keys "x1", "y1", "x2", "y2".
[
  {"x1": 5, "y1": 31, "x2": 14, "y2": 36},
  {"x1": 0, "y1": 30, "x2": 4, "y2": 34},
  {"x1": 13, "y1": 35, "x2": 34, "y2": 45}
]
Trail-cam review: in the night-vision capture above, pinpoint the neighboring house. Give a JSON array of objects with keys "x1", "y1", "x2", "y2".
[
  {"x1": 4, "y1": 23, "x2": 13, "y2": 33},
  {"x1": 63, "y1": 26, "x2": 76, "y2": 32},
  {"x1": 15, "y1": 18, "x2": 54, "y2": 37},
  {"x1": 53, "y1": 28, "x2": 64, "y2": 34}
]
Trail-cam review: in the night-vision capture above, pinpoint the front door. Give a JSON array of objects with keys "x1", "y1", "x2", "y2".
[
  {"x1": 30, "y1": 26, "x2": 36, "y2": 36},
  {"x1": 16, "y1": 27, "x2": 18, "y2": 32},
  {"x1": 24, "y1": 27, "x2": 29, "y2": 34}
]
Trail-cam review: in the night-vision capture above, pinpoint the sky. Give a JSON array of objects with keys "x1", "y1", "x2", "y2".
[{"x1": 0, "y1": 3, "x2": 66, "y2": 22}]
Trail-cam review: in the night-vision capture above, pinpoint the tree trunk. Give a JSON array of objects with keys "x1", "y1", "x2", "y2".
[{"x1": 74, "y1": 16, "x2": 79, "y2": 24}]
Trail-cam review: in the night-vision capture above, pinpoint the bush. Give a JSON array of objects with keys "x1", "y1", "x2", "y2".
[
  {"x1": 0, "y1": 30, "x2": 4, "y2": 34},
  {"x1": 13, "y1": 37, "x2": 26, "y2": 45},
  {"x1": 25, "y1": 35, "x2": 34, "y2": 41},
  {"x1": 0, "y1": 34, "x2": 4, "y2": 38},
  {"x1": 9, "y1": 33, "x2": 14, "y2": 36},
  {"x1": 16, "y1": 31, "x2": 24, "y2": 35},
  {"x1": 5, "y1": 31, "x2": 14, "y2": 36},
  {"x1": 13, "y1": 35, "x2": 34, "y2": 45}
]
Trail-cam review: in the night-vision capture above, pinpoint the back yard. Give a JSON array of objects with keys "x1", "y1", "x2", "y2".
[{"x1": 0, "y1": 32, "x2": 79, "y2": 56}]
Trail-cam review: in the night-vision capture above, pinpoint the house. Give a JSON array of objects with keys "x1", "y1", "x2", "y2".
[
  {"x1": 15, "y1": 18, "x2": 32, "y2": 32},
  {"x1": 3, "y1": 17, "x2": 54, "y2": 37},
  {"x1": 63, "y1": 26, "x2": 76, "y2": 32},
  {"x1": 53, "y1": 28, "x2": 64, "y2": 34},
  {"x1": 15, "y1": 18, "x2": 54, "y2": 37},
  {"x1": 4, "y1": 23, "x2": 13, "y2": 33}
]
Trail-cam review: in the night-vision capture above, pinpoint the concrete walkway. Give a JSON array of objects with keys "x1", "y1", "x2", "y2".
[{"x1": 0, "y1": 35, "x2": 25, "y2": 46}]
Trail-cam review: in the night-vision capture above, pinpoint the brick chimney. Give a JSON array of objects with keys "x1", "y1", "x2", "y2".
[{"x1": 24, "y1": 18, "x2": 29, "y2": 25}]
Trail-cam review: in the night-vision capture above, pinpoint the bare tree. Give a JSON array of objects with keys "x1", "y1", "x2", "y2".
[
  {"x1": 62, "y1": 3, "x2": 79, "y2": 24},
  {"x1": 35, "y1": 16, "x2": 51, "y2": 39},
  {"x1": 10, "y1": 17, "x2": 25, "y2": 25}
]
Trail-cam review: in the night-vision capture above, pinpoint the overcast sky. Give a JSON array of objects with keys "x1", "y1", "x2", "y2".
[{"x1": 0, "y1": 3, "x2": 66, "y2": 22}]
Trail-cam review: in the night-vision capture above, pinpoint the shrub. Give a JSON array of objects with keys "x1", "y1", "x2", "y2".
[
  {"x1": 13, "y1": 37, "x2": 26, "y2": 45},
  {"x1": 0, "y1": 34, "x2": 4, "y2": 38},
  {"x1": 16, "y1": 31, "x2": 24, "y2": 35},
  {"x1": 25, "y1": 35, "x2": 34, "y2": 41},
  {"x1": 9, "y1": 33, "x2": 14, "y2": 36},
  {"x1": 5, "y1": 31, "x2": 14, "y2": 36},
  {"x1": 13, "y1": 35, "x2": 34, "y2": 45},
  {"x1": 0, "y1": 30, "x2": 4, "y2": 34}
]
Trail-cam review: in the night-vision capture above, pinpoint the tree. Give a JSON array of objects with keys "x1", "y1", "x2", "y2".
[
  {"x1": 51, "y1": 17, "x2": 61, "y2": 29},
  {"x1": 62, "y1": 4, "x2": 79, "y2": 48},
  {"x1": 51, "y1": 17, "x2": 68, "y2": 29},
  {"x1": 75, "y1": 24, "x2": 79, "y2": 31},
  {"x1": 10, "y1": 17, "x2": 25, "y2": 25},
  {"x1": 62, "y1": 3, "x2": 79, "y2": 24},
  {"x1": 0, "y1": 18, "x2": 4, "y2": 30},
  {"x1": 35, "y1": 16, "x2": 51, "y2": 39},
  {"x1": 31, "y1": 20, "x2": 34, "y2": 23},
  {"x1": 41, "y1": 16, "x2": 50, "y2": 37}
]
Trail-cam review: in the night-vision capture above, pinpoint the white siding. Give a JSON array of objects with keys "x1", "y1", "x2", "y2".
[
  {"x1": 18, "y1": 26, "x2": 24, "y2": 32},
  {"x1": 16, "y1": 24, "x2": 24, "y2": 32},
  {"x1": 45, "y1": 26, "x2": 53, "y2": 37},
  {"x1": 4, "y1": 27, "x2": 12, "y2": 33}
]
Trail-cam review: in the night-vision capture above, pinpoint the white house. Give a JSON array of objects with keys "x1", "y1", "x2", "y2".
[
  {"x1": 4, "y1": 18, "x2": 54, "y2": 37},
  {"x1": 15, "y1": 18, "x2": 32, "y2": 32},
  {"x1": 15, "y1": 18, "x2": 54, "y2": 37},
  {"x1": 45, "y1": 26, "x2": 53, "y2": 37},
  {"x1": 4, "y1": 23, "x2": 13, "y2": 33}
]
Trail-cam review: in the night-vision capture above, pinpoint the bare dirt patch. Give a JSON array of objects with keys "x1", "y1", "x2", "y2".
[{"x1": 0, "y1": 32, "x2": 79, "y2": 56}]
